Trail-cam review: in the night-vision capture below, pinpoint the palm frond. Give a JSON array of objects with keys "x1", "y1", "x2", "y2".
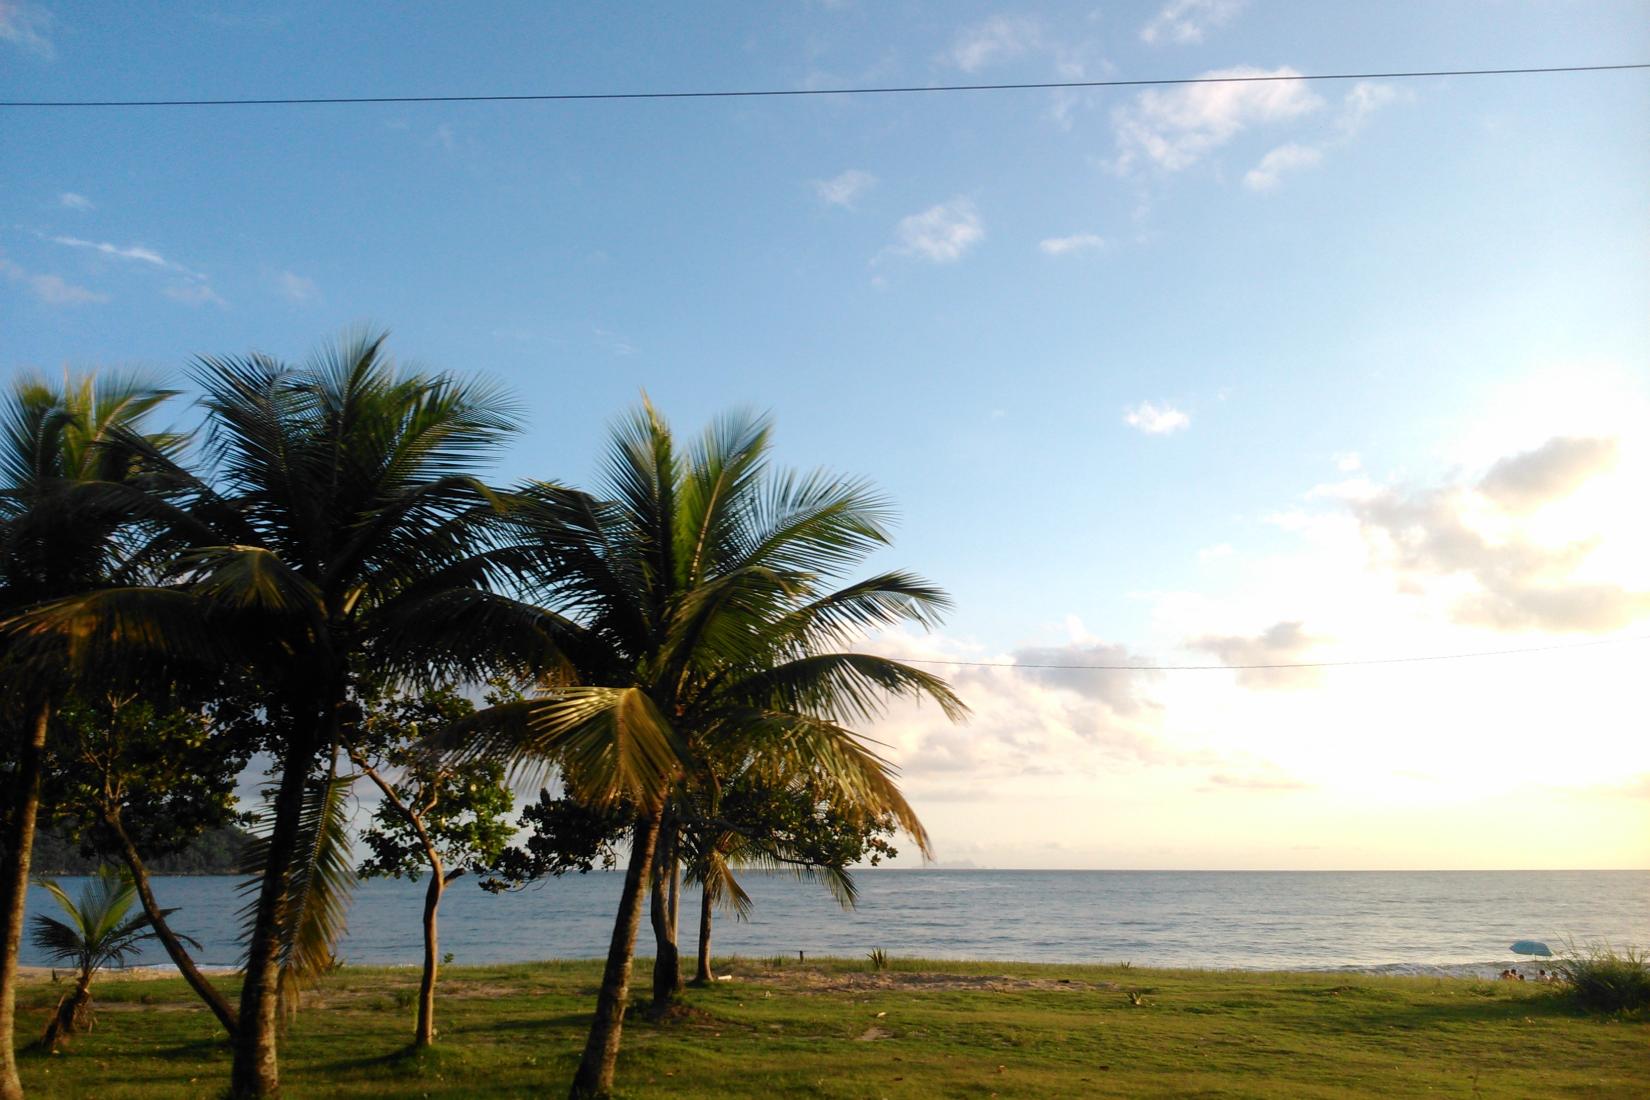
[
  {"x1": 238, "y1": 764, "x2": 357, "y2": 1006},
  {"x1": 729, "y1": 844, "x2": 861, "y2": 909},
  {"x1": 171, "y1": 545, "x2": 322, "y2": 616},
  {"x1": 28, "y1": 915, "x2": 89, "y2": 968},
  {"x1": 366, "y1": 587, "x2": 579, "y2": 686},
  {"x1": 1, "y1": 586, "x2": 229, "y2": 678},
  {"x1": 726, "y1": 710, "x2": 932, "y2": 858},
  {"x1": 457, "y1": 687, "x2": 685, "y2": 807},
  {"x1": 692, "y1": 846, "x2": 755, "y2": 920},
  {"x1": 767, "y1": 572, "x2": 953, "y2": 651},
  {"x1": 737, "y1": 468, "x2": 896, "y2": 576},
  {"x1": 676, "y1": 409, "x2": 771, "y2": 588},
  {"x1": 720, "y1": 652, "x2": 969, "y2": 726},
  {"x1": 29, "y1": 867, "x2": 163, "y2": 972}
]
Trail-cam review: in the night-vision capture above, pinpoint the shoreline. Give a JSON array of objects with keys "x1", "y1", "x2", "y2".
[{"x1": 17, "y1": 955, "x2": 1578, "y2": 985}]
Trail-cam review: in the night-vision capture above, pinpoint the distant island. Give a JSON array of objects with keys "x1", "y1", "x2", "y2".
[{"x1": 29, "y1": 825, "x2": 254, "y2": 877}]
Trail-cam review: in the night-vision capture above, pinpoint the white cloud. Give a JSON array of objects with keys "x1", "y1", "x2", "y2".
[
  {"x1": 1242, "y1": 83, "x2": 1402, "y2": 191},
  {"x1": 0, "y1": 256, "x2": 107, "y2": 305},
  {"x1": 50, "y1": 235, "x2": 196, "y2": 274},
  {"x1": 1011, "y1": 641, "x2": 1162, "y2": 716},
  {"x1": 1354, "y1": 436, "x2": 1649, "y2": 634},
  {"x1": 1338, "y1": 81, "x2": 1401, "y2": 136},
  {"x1": 276, "y1": 270, "x2": 319, "y2": 303},
  {"x1": 1335, "y1": 452, "x2": 1363, "y2": 473},
  {"x1": 885, "y1": 199, "x2": 983, "y2": 263},
  {"x1": 49, "y1": 233, "x2": 223, "y2": 302},
  {"x1": 1140, "y1": 0, "x2": 1247, "y2": 45},
  {"x1": 163, "y1": 282, "x2": 226, "y2": 307},
  {"x1": 1205, "y1": 770, "x2": 1311, "y2": 792},
  {"x1": 1191, "y1": 620, "x2": 1327, "y2": 690},
  {"x1": 58, "y1": 191, "x2": 94, "y2": 211},
  {"x1": 947, "y1": 15, "x2": 1042, "y2": 72},
  {"x1": 814, "y1": 169, "x2": 876, "y2": 208},
  {"x1": 1244, "y1": 142, "x2": 1323, "y2": 190},
  {"x1": 1039, "y1": 233, "x2": 1105, "y2": 256},
  {"x1": 1112, "y1": 66, "x2": 1323, "y2": 174},
  {"x1": 593, "y1": 327, "x2": 637, "y2": 356},
  {"x1": 1124, "y1": 401, "x2": 1190, "y2": 435},
  {"x1": 1479, "y1": 436, "x2": 1619, "y2": 514},
  {"x1": 0, "y1": 0, "x2": 53, "y2": 58}
]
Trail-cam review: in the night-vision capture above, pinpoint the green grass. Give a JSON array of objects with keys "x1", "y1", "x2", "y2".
[{"x1": 13, "y1": 957, "x2": 1647, "y2": 1098}]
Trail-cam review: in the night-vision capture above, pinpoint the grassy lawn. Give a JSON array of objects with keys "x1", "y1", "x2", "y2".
[{"x1": 12, "y1": 957, "x2": 1646, "y2": 1098}]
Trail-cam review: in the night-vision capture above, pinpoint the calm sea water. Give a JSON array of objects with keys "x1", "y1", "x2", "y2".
[{"x1": 21, "y1": 870, "x2": 1648, "y2": 976}]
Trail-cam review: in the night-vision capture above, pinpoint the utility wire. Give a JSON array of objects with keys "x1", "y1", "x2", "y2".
[
  {"x1": 893, "y1": 633, "x2": 1650, "y2": 672},
  {"x1": 3, "y1": 62, "x2": 1646, "y2": 110}
]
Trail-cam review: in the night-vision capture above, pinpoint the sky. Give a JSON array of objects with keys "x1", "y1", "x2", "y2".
[{"x1": 3, "y1": 1, "x2": 1648, "y2": 869}]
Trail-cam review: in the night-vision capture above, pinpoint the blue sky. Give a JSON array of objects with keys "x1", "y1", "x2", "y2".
[{"x1": 4, "y1": 1, "x2": 1648, "y2": 867}]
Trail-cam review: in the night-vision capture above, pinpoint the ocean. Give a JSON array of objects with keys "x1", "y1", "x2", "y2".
[{"x1": 21, "y1": 869, "x2": 1647, "y2": 977}]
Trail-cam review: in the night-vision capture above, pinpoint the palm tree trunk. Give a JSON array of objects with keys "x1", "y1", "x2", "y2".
[
  {"x1": 647, "y1": 824, "x2": 680, "y2": 1014},
  {"x1": 104, "y1": 808, "x2": 239, "y2": 1038},
  {"x1": 414, "y1": 868, "x2": 446, "y2": 1047},
  {"x1": 568, "y1": 811, "x2": 661, "y2": 1100},
  {"x1": 0, "y1": 701, "x2": 49, "y2": 1100},
  {"x1": 693, "y1": 881, "x2": 714, "y2": 984},
  {"x1": 41, "y1": 969, "x2": 94, "y2": 1052},
  {"x1": 667, "y1": 849, "x2": 680, "y2": 941},
  {"x1": 228, "y1": 735, "x2": 314, "y2": 1100}
]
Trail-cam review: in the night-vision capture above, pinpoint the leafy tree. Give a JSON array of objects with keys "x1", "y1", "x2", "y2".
[
  {"x1": 352, "y1": 682, "x2": 517, "y2": 1047},
  {"x1": 44, "y1": 686, "x2": 257, "y2": 1036},
  {"x1": 683, "y1": 776, "x2": 900, "y2": 984},
  {"x1": 465, "y1": 404, "x2": 966, "y2": 1099},
  {"x1": 477, "y1": 791, "x2": 628, "y2": 892},
  {"x1": 0, "y1": 372, "x2": 177, "y2": 1100},
  {"x1": 30, "y1": 867, "x2": 179, "y2": 1051},
  {"x1": 7, "y1": 336, "x2": 567, "y2": 1098}
]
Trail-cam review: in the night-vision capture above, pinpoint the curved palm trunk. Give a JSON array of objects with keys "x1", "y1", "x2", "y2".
[
  {"x1": 105, "y1": 809, "x2": 239, "y2": 1038},
  {"x1": 41, "y1": 969, "x2": 94, "y2": 1052},
  {"x1": 568, "y1": 811, "x2": 662, "y2": 1100},
  {"x1": 229, "y1": 736, "x2": 316, "y2": 1100},
  {"x1": 693, "y1": 882, "x2": 714, "y2": 984},
  {"x1": 647, "y1": 825, "x2": 681, "y2": 1014},
  {"x1": 0, "y1": 702, "x2": 50, "y2": 1100}
]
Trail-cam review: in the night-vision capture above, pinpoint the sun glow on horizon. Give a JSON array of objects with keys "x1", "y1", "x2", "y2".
[{"x1": 870, "y1": 366, "x2": 1650, "y2": 871}]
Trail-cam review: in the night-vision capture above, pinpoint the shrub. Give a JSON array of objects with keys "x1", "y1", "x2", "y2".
[
  {"x1": 1555, "y1": 942, "x2": 1650, "y2": 1013},
  {"x1": 867, "y1": 948, "x2": 889, "y2": 971}
]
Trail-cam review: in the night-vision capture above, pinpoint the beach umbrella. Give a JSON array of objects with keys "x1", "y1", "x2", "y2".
[{"x1": 1510, "y1": 940, "x2": 1552, "y2": 957}]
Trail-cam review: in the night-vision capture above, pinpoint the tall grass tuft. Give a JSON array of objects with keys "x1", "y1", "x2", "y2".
[
  {"x1": 1554, "y1": 942, "x2": 1650, "y2": 1013},
  {"x1": 867, "y1": 948, "x2": 890, "y2": 971}
]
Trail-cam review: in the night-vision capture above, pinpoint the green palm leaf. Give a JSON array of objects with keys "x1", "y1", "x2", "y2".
[
  {"x1": 29, "y1": 867, "x2": 175, "y2": 974},
  {"x1": 458, "y1": 687, "x2": 685, "y2": 806},
  {"x1": 238, "y1": 764, "x2": 357, "y2": 1008}
]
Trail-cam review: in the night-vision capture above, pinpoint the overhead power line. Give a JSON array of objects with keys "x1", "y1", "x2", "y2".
[
  {"x1": 3, "y1": 62, "x2": 1646, "y2": 110},
  {"x1": 894, "y1": 633, "x2": 1650, "y2": 673}
]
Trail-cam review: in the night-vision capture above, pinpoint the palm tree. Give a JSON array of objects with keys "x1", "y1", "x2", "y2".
[
  {"x1": 5, "y1": 334, "x2": 567, "y2": 1098},
  {"x1": 0, "y1": 372, "x2": 177, "y2": 1100},
  {"x1": 466, "y1": 404, "x2": 966, "y2": 1099},
  {"x1": 30, "y1": 867, "x2": 178, "y2": 1050}
]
